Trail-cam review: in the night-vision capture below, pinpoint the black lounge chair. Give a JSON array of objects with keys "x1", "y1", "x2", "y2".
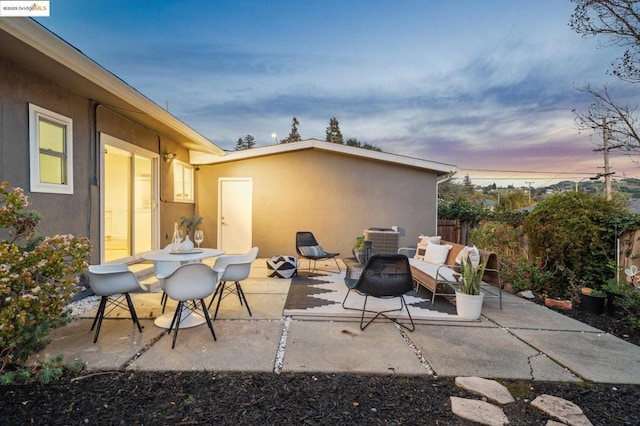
[
  {"x1": 342, "y1": 254, "x2": 415, "y2": 331},
  {"x1": 295, "y1": 231, "x2": 341, "y2": 276}
]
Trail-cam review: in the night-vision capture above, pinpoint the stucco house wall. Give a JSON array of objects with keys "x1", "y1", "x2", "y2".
[
  {"x1": 0, "y1": 55, "x2": 93, "y2": 240},
  {"x1": 196, "y1": 146, "x2": 442, "y2": 258}
]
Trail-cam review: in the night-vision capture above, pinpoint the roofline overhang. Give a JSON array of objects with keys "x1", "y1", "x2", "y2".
[
  {"x1": 190, "y1": 139, "x2": 458, "y2": 175},
  {"x1": 0, "y1": 18, "x2": 224, "y2": 156}
]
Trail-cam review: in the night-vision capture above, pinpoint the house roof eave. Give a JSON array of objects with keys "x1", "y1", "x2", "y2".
[
  {"x1": 190, "y1": 139, "x2": 458, "y2": 175},
  {"x1": 0, "y1": 18, "x2": 224, "y2": 156}
]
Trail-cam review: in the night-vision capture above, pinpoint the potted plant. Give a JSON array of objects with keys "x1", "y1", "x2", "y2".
[
  {"x1": 352, "y1": 236, "x2": 365, "y2": 263},
  {"x1": 179, "y1": 215, "x2": 203, "y2": 252},
  {"x1": 579, "y1": 284, "x2": 605, "y2": 315},
  {"x1": 455, "y1": 256, "x2": 486, "y2": 320},
  {"x1": 603, "y1": 277, "x2": 631, "y2": 317}
]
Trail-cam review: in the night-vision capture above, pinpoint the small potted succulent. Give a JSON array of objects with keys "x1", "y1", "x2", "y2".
[{"x1": 455, "y1": 256, "x2": 486, "y2": 320}]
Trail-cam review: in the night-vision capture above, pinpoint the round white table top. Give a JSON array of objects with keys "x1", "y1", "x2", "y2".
[{"x1": 140, "y1": 247, "x2": 225, "y2": 262}]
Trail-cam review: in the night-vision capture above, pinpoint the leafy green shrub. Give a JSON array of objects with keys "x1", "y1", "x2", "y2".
[
  {"x1": 508, "y1": 257, "x2": 553, "y2": 293},
  {"x1": 438, "y1": 197, "x2": 486, "y2": 225},
  {"x1": 0, "y1": 182, "x2": 91, "y2": 372},
  {"x1": 0, "y1": 354, "x2": 85, "y2": 385},
  {"x1": 523, "y1": 191, "x2": 635, "y2": 299}
]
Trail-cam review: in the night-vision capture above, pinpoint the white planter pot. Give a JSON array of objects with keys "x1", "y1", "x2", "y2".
[{"x1": 455, "y1": 291, "x2": 484, "y2": 320}]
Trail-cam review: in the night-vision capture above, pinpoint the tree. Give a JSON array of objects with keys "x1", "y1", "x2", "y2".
[
  {"x1": 325, "y1": 117, "x2": 344, "y2": 144},
  {"x1": 574, "y1": 84, "x2": 640, "y2": 153},
  {"x1": 571, "y1": 1, "x2": 640, "y2": 153},
  {"x1": 462, "y1": 174, "x2": 475, "y2": 196},
  {"x1": 570, "y1": 0, "x2": 640, "y2": 83},
  {"x1": 523, "y1": 191, "x2": 632, "y2": 298},
  {"x1": 280, "y1": 117, "x2": 301, "y2": 144},
  {"x1": 345, "y1": 138, "x2": 382, "y2": 151},
  {"x1": 234, "y1": 135, "x2": 255, "y2": 151}
]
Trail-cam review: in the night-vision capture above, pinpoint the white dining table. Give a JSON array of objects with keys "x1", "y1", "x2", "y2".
[{"x1": 141, "y1": 247, "x2": 225, "y2": 329}]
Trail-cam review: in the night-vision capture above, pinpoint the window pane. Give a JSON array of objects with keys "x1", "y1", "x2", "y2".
[
  {"x1": 39, "y1": 153, "x2": 66, "y2": 184},
  {"x1": 39, "y1": 119, "x2": 65, "y2": 153},
  {"x1": 183, "y1": 167, "x2": 192, "y2": 200}
]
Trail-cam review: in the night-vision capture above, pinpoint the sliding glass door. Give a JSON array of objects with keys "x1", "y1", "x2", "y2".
[{"x1": 101, "y1": 134, "x2": 158, "y2": 263}]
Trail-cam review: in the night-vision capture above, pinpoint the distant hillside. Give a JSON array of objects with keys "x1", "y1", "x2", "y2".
[{"x1": 549, "y1": 178, "x2": 640, "y2": 198}]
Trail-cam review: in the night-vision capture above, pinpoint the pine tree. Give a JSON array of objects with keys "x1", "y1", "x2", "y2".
[
  {"x1": 325, "y1": 117, "x2": 344, "y2": 144},
  {"x1": 234, "y1": 135, "x2": 256, "y2": 150},
  {"x1": 281, "y1": 117, "x2": 301, "y2": 143},
  {"x1": 243, "y1": 134, "x2": 255, "y2": 149}
]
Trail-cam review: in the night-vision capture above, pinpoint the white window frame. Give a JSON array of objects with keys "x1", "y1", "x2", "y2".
[
  {"x1": 29, "y1": 104, "x2": 74, "y2": 194},
  {"x1": 173, "y1": 160, "x2": 194, "y2": 203}
]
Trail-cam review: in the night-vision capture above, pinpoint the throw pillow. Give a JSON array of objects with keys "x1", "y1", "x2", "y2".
[
  {"x1": 299, "y1": 245, "x2": 325, "y2": 257},
  {"x1": 423, "y1": 242, "x2": 452, "y2": 264},
  {"x1": 455, "y1": 245, "x2": 481, "y2": 268},
  {"x1": 414, "y1": 235, "x2": 442, "y2": 260},
  {"x1": 414, "y1": 246, "x2": 428, "y2": 260}
]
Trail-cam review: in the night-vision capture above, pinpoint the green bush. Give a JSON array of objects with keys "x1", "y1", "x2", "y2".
[
  {"x1": 0, "y1": 182, "x2": 91, "y2": 372},
  {"x1": 438, "y1": 197, "x2": 486, "y2": 224},
  {"x1": 523, "y1": 191, "x2": 634, "y2": 299}
]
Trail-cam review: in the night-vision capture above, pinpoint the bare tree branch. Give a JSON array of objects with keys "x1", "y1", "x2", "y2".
[{"x1": 570, "y1": 0, "x2": 640, "y2": 82}]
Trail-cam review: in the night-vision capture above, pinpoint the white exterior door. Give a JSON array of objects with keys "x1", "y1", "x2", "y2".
[{"x1": 218, "y1": 178, "x2": 252, "y2": 254}]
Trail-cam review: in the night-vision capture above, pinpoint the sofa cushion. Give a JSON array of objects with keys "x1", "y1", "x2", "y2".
[
  {"x1": 424, "y1": 242, "x2": 452, "y2": 264},
  {"x1": 409, "y1": 258, "x2": 458, "y2": 283}
]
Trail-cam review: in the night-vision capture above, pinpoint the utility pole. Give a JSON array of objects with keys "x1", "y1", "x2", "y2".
[
  {"x1": 525, "y1": 181, "x2": 534, "y2": 204},
  {"x1": 593, "y1": 118, "x2": 620, "y2": 201}
]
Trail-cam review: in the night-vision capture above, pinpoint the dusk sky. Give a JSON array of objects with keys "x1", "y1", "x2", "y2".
[{"x1": 34, "y1": 0, "x2": 640, "y2": 187}]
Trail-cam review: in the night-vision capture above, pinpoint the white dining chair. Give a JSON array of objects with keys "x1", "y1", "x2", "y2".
[
  {"x1": 163, "y1": 263, "x2": 218, "y2": 349},
  {"x1": 208, "y1": 247, "x2": 259, "y2": 320},
  {"x1": 154, "y1": 244, "x2": 181, "y2": 313},
  {"x1": 87, "y1": 264, "x2": 145, "y2": 343}
]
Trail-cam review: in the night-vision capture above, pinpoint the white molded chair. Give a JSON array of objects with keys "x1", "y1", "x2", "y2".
[
  {"x1": 208, "y1": 247, "x2": 259, "y2": 320},
  {"x1": 154, "y1": 244, "x2": 181, "y2": 313},
  {"x1": 87, "y1": 264, "x2": 145, "y2": 343},
  {"x1": 163, "y1": 263, "x2": 218, "y2": 349}
]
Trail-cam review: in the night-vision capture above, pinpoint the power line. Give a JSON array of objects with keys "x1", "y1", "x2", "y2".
[{"x1": 459, "y1": 168, "x2": 603, "y2": 175}]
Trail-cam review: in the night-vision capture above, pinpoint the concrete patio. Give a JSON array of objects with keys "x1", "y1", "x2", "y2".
[{"x1": 32, "y1": 258, "x2": 640, "y2": 385}]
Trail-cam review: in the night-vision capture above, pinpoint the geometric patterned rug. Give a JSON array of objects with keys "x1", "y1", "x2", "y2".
[{"x1": 283, "y1": 271, "x2": 467, "y2": 322}]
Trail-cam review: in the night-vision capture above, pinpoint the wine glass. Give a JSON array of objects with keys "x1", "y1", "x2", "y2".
[
  {"x1": 194, "y1": 230, "x2": 204, "y2": 249},
  {"x1": 174, "y1": 229, "x2": 184, "y2": 252}
]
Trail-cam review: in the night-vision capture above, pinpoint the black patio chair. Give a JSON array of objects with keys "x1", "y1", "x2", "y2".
[
  {"x1": 295, "y1": 231, "x2": 341, "y2": 276},
  {"x1": 342, "y1": 254, "x2": 415, "y2": 331}
]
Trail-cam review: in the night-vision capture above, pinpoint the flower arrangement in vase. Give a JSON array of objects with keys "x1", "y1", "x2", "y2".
[{"x1": 179, "y1": 215, "x2": 203, "y2": 252}]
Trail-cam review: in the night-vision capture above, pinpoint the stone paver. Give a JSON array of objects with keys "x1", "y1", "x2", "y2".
[
  {"x1": 30, "y1": 318, "x2": 160, "y2": 370},
  {"x1": 531, "y1": 394, "x2": 594, "y2": 426},
  {"x1": 510, "y1": 329, "x2": 640, "y2": 384},
  {"x1": 409, "y1": 324, "x2": 578, "y2": 381},
  {"x1": 482, "y1": 300, "x2": 601, "y2": 332},
  {"x1": 450, "y1": 396, "x2": 509, "y2": 426},
  {"x1": 282, "y1": 320, "x2": 426, "y2": 375},
  {"x1": 129, "y1": 319, "x2": 284, "y2": 372},
  {"x1": 455, "y1": 376, "x2": 515, "y2": 404}
]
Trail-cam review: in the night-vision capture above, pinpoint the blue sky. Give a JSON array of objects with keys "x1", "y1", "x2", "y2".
[{"x1": 35, "y1": 0, "x2": 640, "y2": 187}]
